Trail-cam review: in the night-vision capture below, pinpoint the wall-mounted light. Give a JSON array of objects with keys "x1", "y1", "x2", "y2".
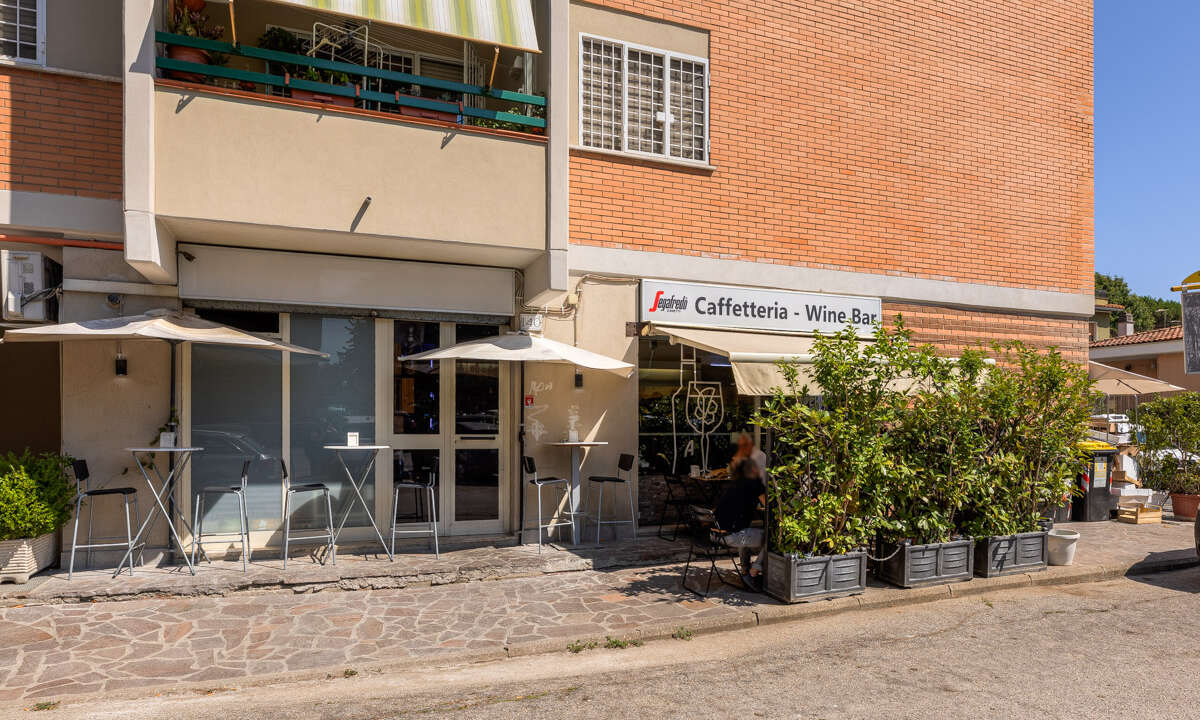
[
  {"x1": 574, "y1": 369, "x2": 583, "y2": 388},
  {"x1": 115, "y1": 353, "x2": 128, "y2": 376}
]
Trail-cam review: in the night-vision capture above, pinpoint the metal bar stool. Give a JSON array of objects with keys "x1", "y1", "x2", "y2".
[
  {"x1": 656, "y1": 473, "x2": 697, "y2": 541},
  {"x1": 520, "y1": 456, "x2": 572, "y2": 553},
  {"x1": 585, "y1": 453, "x2": 638, "y2": 545},
  {"x1": 390, "y1": 456, "x2": 439, "y2": 557},
  {"x1": 190, "y1": 459, "x2": 252, "y2": 572},
  {"x1": 68, "y1": 460, "x2": 141, "y2": 580},
  {"x1": 281, "y1": 458, "x2": 336, "y2": 569}
]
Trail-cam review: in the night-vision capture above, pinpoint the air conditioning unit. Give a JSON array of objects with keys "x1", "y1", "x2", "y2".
[{"x1": 2, "y1": 249, "x2": 58, "y2": 322}]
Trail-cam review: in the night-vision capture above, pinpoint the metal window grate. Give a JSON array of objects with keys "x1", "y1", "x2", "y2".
[
  {"x1": 626, "y1": 49, "x2": 664, "y2": 155},
  {"x1": 669, "y1": 58, "x2": 706, "y2": 161},
  {"x1": 0, "y1": 0, "x2": 38, "y2": 62},
  {"x1": 580, "y1": 37, "x2": 622, "y2": 151}
]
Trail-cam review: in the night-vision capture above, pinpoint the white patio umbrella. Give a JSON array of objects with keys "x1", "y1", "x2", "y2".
[
  {"x1": 399, "y1": 332, "x2": 633, "y2": 535},
  {"x1": 1088, "y1": 361, "x2": 1185, "y2": 397}
]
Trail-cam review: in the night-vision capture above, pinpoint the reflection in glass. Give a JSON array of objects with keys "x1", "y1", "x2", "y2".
[
  {"x1": 392, "y1": 449, "x2": 439, "y2": 523},
  {"x1": 454, "y1": 325, "x2": 500, "y2": 435},
  {"x1": 191, "y1": 346, "x2": 283, "y2": 532},
  {"x1": 290, "y1": 315, "x2": 376, "y2": 528},
  {"x1": 454, "y1": 448, "x2": 499, "y2": 521},
  {"x1": 394, "y1": 321, "x2": 440, "y2": 434}
]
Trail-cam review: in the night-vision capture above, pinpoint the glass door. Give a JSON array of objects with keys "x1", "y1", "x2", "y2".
[{"x1": 392, "y1": 321, "x2": 508, "y2": 536}]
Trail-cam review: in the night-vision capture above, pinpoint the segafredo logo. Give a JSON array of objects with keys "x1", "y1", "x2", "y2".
[{"x1": 646, "y1": 290, "x2": 689, "y2": 313}]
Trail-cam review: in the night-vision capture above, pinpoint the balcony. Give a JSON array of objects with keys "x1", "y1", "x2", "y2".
[{"x1": 147, "y1": 13, "x2": 548, "y2": 270}]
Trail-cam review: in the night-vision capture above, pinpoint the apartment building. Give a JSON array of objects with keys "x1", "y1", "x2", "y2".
[{"x1": 0, "y1": 0, "x2": 1093, "y2": 557}]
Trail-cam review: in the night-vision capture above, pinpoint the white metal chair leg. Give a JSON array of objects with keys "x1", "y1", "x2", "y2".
[
  {"x1": 627, "y1": 481, "x2": 638, "y2": 545},
  {"x1": 121, "y1": 499, "x2": 133, "y2": 577},
  {"x1": 390, "y1": 484, "x2": 399, "y2": 558},
  {"x1": 536, "y1": 482, "x2": 544, "y2": 554},
  {"x1": 86, "y1": 495, "x2": 95, "y2": 569},
  {"x1": 324, "y1": 489, "x2": 336, "y2": 566},
  {"x1": 596, "y1": 482, "x2": 604, "y2": 544},
  {"x1": 428, "y1": 486, "x2": 439, "y2": 558},
  {"x1": 68, "y1": 494, "x2": 82, "y2": 580},
  {"x1": 282, "y1": 491, "x2": 291, "y2": 571},
  {"x1": 238, "y1": 491, "x2": 249, "y2": 573}
]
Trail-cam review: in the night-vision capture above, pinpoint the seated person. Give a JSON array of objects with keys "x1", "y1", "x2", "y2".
[
  {"x1": 729, "y1": 431, "x2": 767, "y2": 477},
  {"x1": 714, "y1": 456, "x2": 767, "y2": 592}
]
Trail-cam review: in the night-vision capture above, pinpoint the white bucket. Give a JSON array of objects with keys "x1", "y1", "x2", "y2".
[{"x1": 1047, "y1": 528, "x2": 1080, "y2": 566}]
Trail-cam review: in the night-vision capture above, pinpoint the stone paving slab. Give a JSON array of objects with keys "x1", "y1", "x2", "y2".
[
  {"x1": 0, "y1": 535, "x2": 691, "y2": 606},
  {"x1": 0, "y1": 520, "x2": 1194, "y2": 706}
]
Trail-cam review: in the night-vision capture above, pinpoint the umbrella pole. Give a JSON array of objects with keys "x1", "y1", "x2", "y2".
[
  {"x1": 518, "y1": 360, "x2": 525, "y2": 545},
  {"x1": 166, "y1": 340, "x2": 178, "y2": 564}
]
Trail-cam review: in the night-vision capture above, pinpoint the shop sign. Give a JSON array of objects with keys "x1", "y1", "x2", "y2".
[{"x1": 640, "y1": 279, "x2": 881, "y2": 338}]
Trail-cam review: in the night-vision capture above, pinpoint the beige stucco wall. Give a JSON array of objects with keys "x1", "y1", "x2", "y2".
[
  {"x1": 1157, "y1": 352, "x2": 1200, "y2": 392},
  {"x1": 153, "y1": 87, "x2": 546, "y2": 255},
  {"x1": 568, "y1": 2, "x2": 709, "y2": 146},
  {"x1": 59, "y1": 339, "x2": 174, "y2": 560},
  {"x1": 520, "y1": 278, "x2": 639, "y2": 538},
  {"x1": 46, "y1": 0, "x2": 122, "y2": 76}
]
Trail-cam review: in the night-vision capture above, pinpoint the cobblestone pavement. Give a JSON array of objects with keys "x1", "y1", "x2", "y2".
[
  {"x1": 0, "y1": 563, "x2": 747, "y2": 703},
  {"x1": 0, "y1": 520, "x2": 1194, "y2": 705}
]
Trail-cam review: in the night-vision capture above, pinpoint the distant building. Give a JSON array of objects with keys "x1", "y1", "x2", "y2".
[
  {"x1": 1089, "y1": 289, "x2": 1125, "y2": 342},
  {"x1": 1090, "y1": 325, "x2": 1199, "y2": 392}
]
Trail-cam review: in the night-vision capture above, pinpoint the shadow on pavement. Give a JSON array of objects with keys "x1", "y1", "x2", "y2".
[{"x1": 1126, "y1": 564, "x2": 1200, "y2": 594}]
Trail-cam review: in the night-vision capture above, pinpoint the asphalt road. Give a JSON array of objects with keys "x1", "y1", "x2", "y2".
[{"x1": 16, "y1": 567, "x2": 1200, "y2": 720}]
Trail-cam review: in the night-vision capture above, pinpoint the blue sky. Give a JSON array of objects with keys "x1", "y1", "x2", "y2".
[{"x1": 1095, "y1": 0, "x2": 1200, "y2": 298}]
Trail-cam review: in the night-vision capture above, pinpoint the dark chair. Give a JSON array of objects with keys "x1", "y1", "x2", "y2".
[
  {"x1": 191, "y1": 459, "x2": 252, "y2": 572},
  {"x1": 586, "y1": 453, "x2": 637, "y2": 545},
  {"x1": 656, "y1": 473, "x2": 697, "y2": 541},
  {"x1": 390, "y1": 454, "x2": 439, "y2": 557},
  {"x1": 679, "y1": 505, "x2": 741, "y2": 598},
  {"x1": 521, "y1": 456, "x2": 572, "y2": 553},
  {"x1": 281, "y1": 459, "x2": 336, "y2": 569},
  {"x1": 68, "y1": 459, "x2": 141, "y2": 580}
]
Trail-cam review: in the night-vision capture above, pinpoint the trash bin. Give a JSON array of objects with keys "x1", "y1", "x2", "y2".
[{"x1": 1073, "y1": 441, "x2": 1118, "y2": 522}]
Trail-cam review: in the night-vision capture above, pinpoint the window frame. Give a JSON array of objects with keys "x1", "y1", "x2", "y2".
[
  {"x1": 577, "y1": 32, "x2": 710, "y2": 164},
  {"x1": 0, "y1": 0, "x2": 46, "y2": 67}
]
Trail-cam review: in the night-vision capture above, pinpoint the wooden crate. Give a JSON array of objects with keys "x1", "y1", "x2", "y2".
[{"x1": 1117, "y1": 503, "x2": 1163, "y2": 525}]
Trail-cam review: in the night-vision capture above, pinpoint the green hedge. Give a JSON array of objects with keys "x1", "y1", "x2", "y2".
[{"x1": 0, "y1": 451, "x2": 74, "y2": 541}]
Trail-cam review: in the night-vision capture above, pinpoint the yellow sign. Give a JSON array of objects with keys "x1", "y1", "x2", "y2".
[{"x1": 1172, "y1": 270, "x2": 1200, "y2": 291}]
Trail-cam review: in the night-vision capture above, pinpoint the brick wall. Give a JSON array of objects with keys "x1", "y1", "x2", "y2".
[
  {"x1": 569, "y1": 0, "x2": 1093, "y2": 296},
  {"x1": 0, "y1": 66, "x2": 121, "y2": 200},
  {"x1": 883, "y1": 302, "x2": 1089, "y2": 363}
]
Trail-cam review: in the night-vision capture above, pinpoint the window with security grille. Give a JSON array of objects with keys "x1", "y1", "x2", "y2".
[
  {"x1": 0, "y1": 0, "x2": 40, "y2": 63},
  {"x1": 579, "y1": 36, "x2": 708, "y2": 161},
  {"x1": 580, "y1": 37, "x2": 623, "y2": 151}
]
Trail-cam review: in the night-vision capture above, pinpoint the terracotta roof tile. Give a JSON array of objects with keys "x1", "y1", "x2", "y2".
[{"x1": 1090, "y1": 325, "x2": 1183, "y2": 348}]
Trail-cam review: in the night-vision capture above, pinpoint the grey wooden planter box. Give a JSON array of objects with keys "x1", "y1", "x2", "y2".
[
  {"x1": 765, "y1": 550, "x2": 867, "y2": 603},
  {"x1": 874, "y1": 538, "x2": 975, "y2": 588},
  {"x1": 974, "y1": 531, "x2": 1048, "y2": 577}
]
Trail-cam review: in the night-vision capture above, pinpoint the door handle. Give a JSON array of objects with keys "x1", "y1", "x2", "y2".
[{"x1": 458, "y1": 436, "x2": 497, "y2": 441}]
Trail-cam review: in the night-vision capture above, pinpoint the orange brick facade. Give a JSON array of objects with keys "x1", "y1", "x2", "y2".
[
  {"x1": 569, "y1": 0, "x2": 1093, "y2": 297},
  {"x1": 883, "y1": 303, "x2": 1089, "y2": 364},
  {"x1": 0, "y1": 66, "x2": 122, "y2": 200}
]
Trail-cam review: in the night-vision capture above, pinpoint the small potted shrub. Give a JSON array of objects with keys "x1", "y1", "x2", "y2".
[
  {"x1": 873, "y1": 342, "x2": 990, "y2": 587},
  {"x1": 164, "y1": 5, "x2": 225, "y2": 83},
  {"x1": 1137, "y1": 392, "x2": 1200, "y2": 520},
  {"x1": 0, "y1": 451, "x2": 73, "y2": 584},
  {"x1": 958, "y1": 343, "x2": 1094, "y2": 577},
  {"x1": 290, "y1": 66, "x2": 355, "y2": 107},
  {"x1": 754, "y1": 328, "x2": 909, "y2": 602}
]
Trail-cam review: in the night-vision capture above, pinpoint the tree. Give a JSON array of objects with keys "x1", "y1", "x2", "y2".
[{"x1": 1095, "y1": 272, "x2": 1181, "y2": 333}]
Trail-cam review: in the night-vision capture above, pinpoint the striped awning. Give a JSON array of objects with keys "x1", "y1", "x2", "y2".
[{"x1": 264, "y1": 0, "x2": 541, "y2": 52}]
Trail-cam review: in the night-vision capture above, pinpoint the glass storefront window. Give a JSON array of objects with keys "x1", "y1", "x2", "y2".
[
  {"x1": 637, "y1": 335, "x2": 756, "y2": 475},
  {"x1": 454, "y1": 324, "x2": 500, "y2": 435},
  {"x1": 291, "y1": 315, "x2": 376, "y2": 528},
  {"x1": 191, "y1": 346, "x2": 284, "y2": 532},
  {"x1": 454, "y1": 448, "x2": 499, "y2": 521},
  {"x1": 394, "y1": 321, "x2": 440, "y2": 435}
]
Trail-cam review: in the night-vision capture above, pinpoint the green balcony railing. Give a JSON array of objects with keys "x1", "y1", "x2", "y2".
[{"x1": 155, "y1": 31, "x2": 546, "y2": 132}]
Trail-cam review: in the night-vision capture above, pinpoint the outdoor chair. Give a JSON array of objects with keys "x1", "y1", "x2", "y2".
[
  {"x1": 655, "y1": 473, "x2": 698, "y2": 541},
  {"x1": 67, "y1": 459, "x2": 141, "y2": 580},
  {"x1": 281, "y1": 458, "x2": 336, "y2": 569},
  {"x1": 390, "y1": 455, "x2": 439, "y2": 558},
  {"x1": 679, "y1": 505, "x2": 741, "y2": 598},
  {"x1": 585, "y1": 453, "x2": 638, "y2": 545},
  {"x1": 520, "y1": 456, "x2": 573, "y2": 553},
  {"x1": 191, "y1": 459, "x2": 253, "y2": 572}
]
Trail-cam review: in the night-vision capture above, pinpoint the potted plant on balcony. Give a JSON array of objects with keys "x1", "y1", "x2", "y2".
[
  {"x1": 958, "y1": 343, "x2": 1094, "y2": 576},
  {"x1": 754, "y1": 327, "x2": 911, "y2": 602},
  {"x1": 290, "y1": 66, "x2": 356, "y2": 107},
  {"x1": 164, "y1": 5, "x2": 225, "y2": 83},
  {"x1": 872, "y1": 343, "x2": 991, "y2": 588},
  {"x1": 0, "y1": 451, "x2": 74, "y2": 584},
  {"x1": 1136, "y1": 392, "x2": 1200, "y2": 520}
]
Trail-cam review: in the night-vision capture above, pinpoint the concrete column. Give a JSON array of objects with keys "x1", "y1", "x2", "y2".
[{"x1": 123, "y1": 0, "x2": 176, "y2": 284}]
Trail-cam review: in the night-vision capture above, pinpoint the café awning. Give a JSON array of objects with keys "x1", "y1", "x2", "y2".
[
  {"x1": 261, "y1": 0, "x2": 541, "y2": 52},
  {"x1": 647, "y1": 324, "x2": 824, "y2": 396}
]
